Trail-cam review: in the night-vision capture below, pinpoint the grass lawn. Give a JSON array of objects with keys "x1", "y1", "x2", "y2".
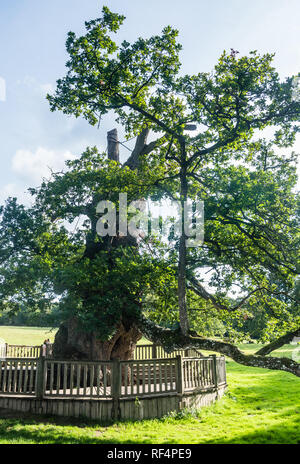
[
  {"x1": 0, "y1": 326, "x2": 299, "y2": 444},
  {"x1": 0, "y1": 326, "x2": 57, "y2": 345},
  {"x1": 0, "y1": 326, "x2": 148, "y2": 346}
]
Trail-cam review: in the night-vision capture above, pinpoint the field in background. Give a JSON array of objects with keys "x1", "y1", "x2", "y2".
[
  {"x1": 0, "y1": 326, "x2": 299, "y2": 444},
  {"x1": 0, "y1": 326, "x2": 57, "y2": 345},
  {"x1": 0, "y1": 326, "x2": 297, "y2": 359},
  {"x1": 0, "y1": 326, "x2": 149, "y2": 346}
]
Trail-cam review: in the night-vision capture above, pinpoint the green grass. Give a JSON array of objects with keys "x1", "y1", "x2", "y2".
[
  {"x1": 0, "y1": 326, "x2": 146, "y2": 346},
  {"x1": 0, "y1": 326, "x2": 299, "y2": 444},
  {"x1": 0, "y1": 326, "x2": 57, "y2": 345}
]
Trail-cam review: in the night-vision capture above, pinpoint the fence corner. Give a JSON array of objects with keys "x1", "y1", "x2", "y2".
[{"x1": 175, "y1": 354, "x2": 184, "y2": 395}]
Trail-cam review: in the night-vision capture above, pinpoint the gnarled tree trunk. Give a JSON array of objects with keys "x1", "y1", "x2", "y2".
[
  {"x1": 52, "y1": 128, "x2": 156, "y2": 361},
  {"x1": 53, "y1": 318, "x2": 141, "y2": 361}
]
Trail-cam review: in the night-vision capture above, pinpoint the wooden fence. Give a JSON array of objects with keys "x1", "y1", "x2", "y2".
[
  {"x1": 0, "y1": 343, "x2": 6, "y2": 360},
  {"x1": 0, "y1": 358, "x2": 38, "y2": 395},
  {"x1": 0, "y1": 355, "x2": 226, "y2": 400},
  {"x1": 5, "y1": 344, "x2": 42, "y2": 358},
  {"x1": 4, "y1": 343, "x2": 202, "y2": 360},
  {"x1": 43, "y1": 360, "x2": 112, "y2": 398},
  {"x1": 134, "y1": 344, "x2": 202, "y2": 360},
  {"x1": 119, "y1": 358, "x2": 178, "y2": 397},
  {"x1": 183, "y1": 356, "x2": 216, "y2": 390}
]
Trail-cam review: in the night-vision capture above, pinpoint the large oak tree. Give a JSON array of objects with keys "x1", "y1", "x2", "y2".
[{"x1": 0, "y1": 7, "x2": 299, "y2": 375}]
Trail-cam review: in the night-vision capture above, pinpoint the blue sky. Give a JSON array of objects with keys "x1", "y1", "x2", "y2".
[{"x1": 0, "y1": 0, "x2": 299, "y2": 204}]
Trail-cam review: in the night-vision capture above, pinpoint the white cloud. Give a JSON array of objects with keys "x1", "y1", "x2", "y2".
[
  {"x1": 0, "y1": 147, "x2": 76, "y2": 206},
  {"x1": 0, "y1": 182, "x2": 32, "y2": 206},
  {"x1": 12, "y1": 146, "x2": 75, "y2": 184},
  {"x1": 17, "y1": 76, "x2": 55, "y2": 97}
]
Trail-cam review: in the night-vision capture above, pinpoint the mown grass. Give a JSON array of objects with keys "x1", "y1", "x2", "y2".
[
  {"x1": 0, "y1": 327, "x2": 299, "y2": 444},
  {"x1": 0, "y1": 326, "x2": 57, "y2": 345},
  {"x1": 0, "y1": 326, "x2": 148, "y2": 346}
]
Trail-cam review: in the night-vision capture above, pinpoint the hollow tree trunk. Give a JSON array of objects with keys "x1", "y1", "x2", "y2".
[
  {"x1": 107, "y1": 128, "x2": 120, "y2": 162},
  {"x1": 53, "y1": 318, "x2": 142, "y2": 361},
  {"x1": 52, "y1": 128, "x2": 152, "y2": 361}
]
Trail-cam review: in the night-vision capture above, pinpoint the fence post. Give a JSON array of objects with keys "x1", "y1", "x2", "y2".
[
  {"x1": 152, "y1": 344, "x2": 157, "y2": 359},
  {"x1": 111, "y1": 359, "x2": 121, "y2": 420},
  {"x1": 36, "y1": 353, "x2": 45, "y2": 399},
  {"x1": 210, "y1": 354, "x2": 218, "y2": 389},
  {"x1": 222, "y1": 356, "x2": 227, "y2": 385},
  {"x1": 46, "y1": 343, "x2": 52, "y2": 358},
  {"x1": 175, "y1": 355, "x2": 184, "y2": 395}
]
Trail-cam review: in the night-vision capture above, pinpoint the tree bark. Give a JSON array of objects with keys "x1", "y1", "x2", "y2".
[
  {"x1": 53, "y1": 318, "x2": 141, "y2": 361},
  {"x1": 52, "y1": 128, "x2": 156, "y2": 360},
  {"x1": 255, "y1": 327, "x2": 300, "y2": 356},
  {"x1": 107, "y1": 128, "x2": 119, "y2": 162},
  {"x1": 137, "y1": 315, "x2": 300, "y2": 377}
]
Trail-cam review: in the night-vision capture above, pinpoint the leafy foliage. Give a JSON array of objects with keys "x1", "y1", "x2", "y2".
[{"x1": 0, "y1": 7, "x2": 299, "y2": 353}]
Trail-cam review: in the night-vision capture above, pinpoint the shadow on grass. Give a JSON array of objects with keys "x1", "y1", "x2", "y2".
[
  {"x1": 0, "y1": 362, "x2": 299, "y2": 444},
  {"x1": 0, "y1": 412, "x2": 299, "y2": 444},
  {"x1": 0, "y1": 413, "x2": 117, "y2": 444},
  {"x1": 199, "y1": 421, "x2": 300, "y2": 445}
]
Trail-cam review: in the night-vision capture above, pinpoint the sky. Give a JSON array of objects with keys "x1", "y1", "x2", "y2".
[{"x1": 0, "y1": 0, "x2": 299, "y2": 205}]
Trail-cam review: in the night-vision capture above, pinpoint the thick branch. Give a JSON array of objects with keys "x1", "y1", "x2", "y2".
[
  {"x1": 123, "y1": 129, "x2": 166, "y2": 170},
  {"x1": 137, "y1": 316, "x2": 300, "y2": 377},
  {"x1": 255, "y1": 327, "x2": 300, "y2": 356}
]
